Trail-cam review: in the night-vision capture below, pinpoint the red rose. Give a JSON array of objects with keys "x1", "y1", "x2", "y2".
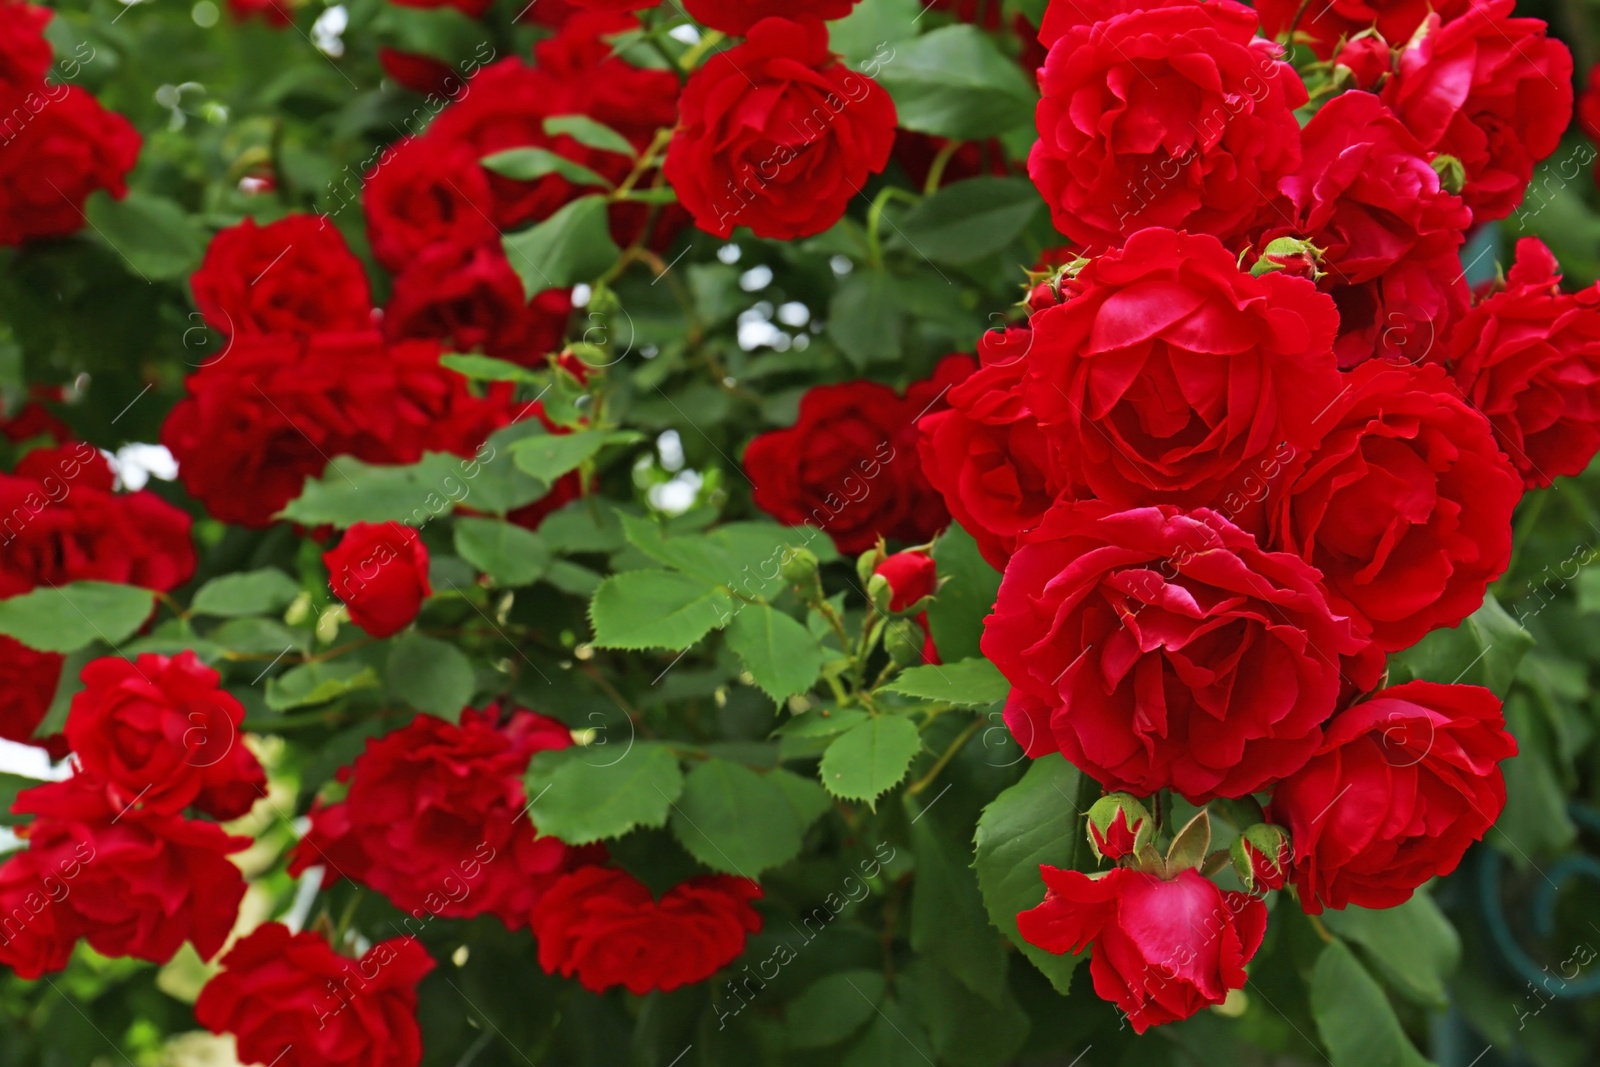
[
  {"x1": 162, "y1": 330, "x2": 512, "y2": 527},
  {"x1": 1037, "y1": 0, "x2": 1196, "y2": 46},
  {"x1": 0, "y1": 635, "x2": 62, "y2": 746},
  {"x1": 323, "y1": 522, "x2": 430, "y2": 638},
  {"x1": 1580, "y1": 62, "x2": 1600, "y2": 145},
  {"x1": 567, "y1": 0, "x2": 659, "y2": 9},
  {"x1": 681, "y1": 0, "x2": 857, "y2": 35},
  {"x1": 195, "y1": 923, "x2": 435, "y2": 1067},
  {"x1": 391, "y1": 0, "x2": 491, "y2": 17},
  {"x1": 892, "y1": 131, "x2": 1009, "y2": 191},
  {"x1": 1255, "y1": 0, "x2": 1465, "y2": 59},
  {"x1": 1017, "y1": 866, "x2": 1266, "y2": 1032},
  {"x1": 1381, "y1": 0, "x2": 1572, "y2": 223},
  {"x1": 1270, "y1": 360, "x2": 1520, "y2": 652},
  {"x1": 63, "y1": 651, "x2": 264, "y2": 821},
  {"x1": 0, "y1": 85, "x2": 140, "y2": 246},
  {"x1": 361, "y1": 137, "x2": 500, "y2": 274},
  {"x1": 226, "y1": 0, "x2": 292, "y2": 24},
  {"x1": 0, "y1": 848, "x2": 78, "y2": 978},
  {"x1": 1021, "y1": 228, "x2": 1341, "y2": 521},
  {"x1": 531, "y1": 866, "x2": 763, "y2": 994},
  {"x1": 290, "y1": 708, "x2": 589, "y2": 929},
  {"x1": 1029, "y1": 3, "x2": 1305, "y2": 249},
  {"x1": 1447, "y1": 238, "x2": 1600, "y2": 488},
  {"x1": 745, "y1": 356, "x2": 973, "y2": 554},
  {"x1": 0, "y1": 2, "x2": 53, "y2": 94},
  {"x1": 383, "y1": 239, "x2": 572, "y2": 363},
  {"x1": 1268, "y1": 681, "x2": 1516, "y2": 913},
  {"x1": 663, "y1": 17, "x2": 897, "y2": 240},
  {"x1": 0, "y1": 443, "x2": 196, "y2": 593},
  {"x1": 191, "y1": 215, "x2": 373, "y2": 338},
  {"x1": 1260, "y1": 92, "x2": 1471, "y2": 369},
  {"x1": 985, "y1": 502, "x2": 1379, "y2": 801},
  {"x1": 874, "y1": 550, "x2": 937, "y2": 612},
  {"x1": 917, "y1": 325, "x2": 1063, "y2": 569},
  {"x1": 378, "y1": 49, "x2": 459, "y2": 96},
  {"x1": 11, "y1": 778, "x2": 249, "y2": 963}
]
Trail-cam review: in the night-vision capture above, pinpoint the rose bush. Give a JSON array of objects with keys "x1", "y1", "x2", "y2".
[{"x1": 0, "y1": 0, "x2": 1597, "y2": 1064}]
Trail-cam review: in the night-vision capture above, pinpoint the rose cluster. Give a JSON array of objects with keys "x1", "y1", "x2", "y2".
[
  {"x1": 922, "y1": 0, "x2": 1587, "y2": 1032},
  {"x1": 0, "y1": 652, "x2": 263, "y2": 979},
  {"x1": 0, "y1": 2, "x2": 140, "y2": 246},
  {"x1": 0, "y1": 441, "x2": 196, "y2": 749}
]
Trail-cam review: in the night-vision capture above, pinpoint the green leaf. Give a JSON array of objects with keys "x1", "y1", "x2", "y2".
[
  {"x1": 973, "y1": 753, "x2": 1092, "y2": 994},
  {"x1": 827, "y1": 269, "x2": 903, "y2": 368},
  {"x1": 511, "y1": 429, "x2": 641, "y2": 484},
  {"x1": 210, "y1": 617, "x2": 306, "y2": 656},
  {"x1": 770, "y1": 767, "x2": 833, "y2": 830},
  {"x1": 909, "y1": 806, "x2": 1008, "y2": 1003},
  {"x1": 725, "y1": 605, "x2": 828, "y2": 705},
  {"x1": 1387, "y1": 592, "x2": 1531, "y2": 697},
  {"x1": 544, "y1": 114, "x2": 636, "y2": 157},
  {"x1": 669, "y1": 759, "x2": 806, "y2": 875},
  {"x1": 440, "y1": 353, "x2": 547, "y2": 384},
  {"x1": 84, "y1": 191, "x2": 205, "y2": 281},
  {"x1": 482, "y1": 148, "x2": 613, "y2": 190},
  {"x1": 265, "y1": 661, "x2": 380, "y2": 712},
  {"x1": 503, "y1": 195, "x2": 622, "y2": 298},
  {"x1": 882, "y1": 657, "x2": 1007, "y2": 707},
  {"x1": 621, "y1": 517, "x2": 835, "y2": 597},
  {"x1": 897, "y1": 178, "x2": 1041, "y2": 264},
  {"x1": 467, "y1": 424, "x2": 554, "y2": 515},
  {"x1": 0, "y1": 770, "x2": 39, "y2": 825},
  {"x1": 875, "y1": 26, "x2": 1037, "y2": 141},
  {"x1": 589, "y1": 570, "x2": 732, "y2": 651},
  {"x1": 1310, "y1": 941, "x2": 1436, "y2": 1067},
  {"x1": 786, "y1": 970, "x2": 885, "y2": 1050},
  {"x1": 190, "y1": 569, "x2": 301, "y2": 618},
  {"x1": 524, "y1": 742, "x2": 685, "y2": 845},
  {"x1": 279, "y1": 453, "x2": 475, "y2": 527},
  {"x1": 454, "y1": 518, "x2": 551, "y2": 587},
  {"x1": 827, "y1": 0, "x2": 921, "y2": 68},
  {"x1": 927, "y1": 527, "x2": 1002, "y2": 663},
  {"x1": 1322, "y1": 892, "x2": 1461, "y2": 1008},
  {"x1": 819, "y1": 716, "x2": 922, "y2": 807},
  {"x1": 0, "y1": 582, "x2": 156, "y2": 653},
  {"x1": 385, "y1": 632, "x2": 475, "y2": 719},
  {"x1": 842, "y1": 998, "x2": 936, "y2": 1067}
]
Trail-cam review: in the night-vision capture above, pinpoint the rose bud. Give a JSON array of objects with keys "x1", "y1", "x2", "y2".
[
  {"x1": 324, "y1": 521, "x2": 432, "y2": 638},
  {"x1": 1231, "y1": 824, "x2": 1292, "y2": 893},
  {"x1": 872, "y1": 550, "x2": 937, "y2": 614},
  {"x1": 1332, "y1": 34, "x2": 1392, "y2": 90},
  {"x1": 1085, "y1": 793, "x2": 1152, "y2": 862},
  {"x1": 1018, "y1": 865, "x2": 1267, "y2": 1032},
  {"x1": 1250, "y1": 236, "x2": 1322, "y2": 281}
]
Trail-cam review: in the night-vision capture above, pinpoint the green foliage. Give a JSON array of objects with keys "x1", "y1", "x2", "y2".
[
  {"x1": 385, "y1": 633, "x2": 475, "y2": 719},
  {"x1": 669, "y1": 758, "x2": 825, "y2": 875},
  {"x1": 189, "y1": 569, "x2": 301, "y2": 617},
  {"x1": 1310, "y1": 941, "x2": 1436, "y2": 1067},
  {"x1": 453, "y1": 518, "x2": 551, "y2": 587},
  {"x1": 819, "y1": 715, "x2": 923, "y2": 806},
  {"x1": 524, "y1": 743, "x2": 685, "y2": 845},
  {"x1": 0, "y1": 581, "x2": 155, "y2": 653},
  {"x1": 503, "y1": 196, "x2": 622, "y2": 296},
  {"x1": 280, "y1": 453, "x2": 479, "y2": 527}
]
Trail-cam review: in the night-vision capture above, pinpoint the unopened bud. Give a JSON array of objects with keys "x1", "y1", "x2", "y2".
[
  {"x1": 781, "y1": 548, "x2": 824, "y2": 603},
  {"x1": 1431, "y1": 154, "x2": 1466, "y2": 196},
  {"x1": 1086, "y1": 793, "x2": 1152, "y2": 862},
  {"x1": 1231, "y1": 823, "x2": 1292, "y2": 893},
  {"x1": 884, "y1": 618, "x2": 925, "y2": 667},
  {"x1": 1250, "y1": 236, "x2": 1323, "y2": 280}
]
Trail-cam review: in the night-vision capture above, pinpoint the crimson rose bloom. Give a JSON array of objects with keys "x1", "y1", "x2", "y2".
[
  {"x1": 1382, "y1": 0, "x2": 1572, "y2": 223},
  {"x1": 1448, "y1": 238, "x2": 1600, "y2": 488},
  {"x1": 1268, "y1": 681, "x2": 1516, "y2": 913},
  {"x1": 1261, "y1": 92, "x2": 1471, "y2": 369},
  {"x1": 1037, "y1": 0, "x2": 1197, "y2": 46},
  {"x1": 874, "y1": 549, "x2": 939, "y2": 664},
  {"x1": 745, "y1": 355, "x2": 973, "y2": 554},
  {"x1": 986, "y1": 502, "x2": 1378, "y2": 801},
  {"x1": 0, "y1": 2, "x2": 52, "y2": 94},
  {"x1": 1021, "y1": 228, "x2": 1341, "y2": 521},
  {"x1": 378, "y1": 49, "x2": 459, "y2": 97},
  {"x1": 12, "y1": 777, "x2": 249, "y2": 963},
  {"x1": 195, "y1": 923, "x2": 435, "y2": 1067},
  {"x1": 324, "y1": 522, "x2": 430, "y2": 638},
  {"x1": 64, "y1": 651, "x2": 264, "y2": 820},
  {"x1": 1018, "y1": 866, "x2": 1266, "y2": 1032},
  {"x1": 663, "y1": 17, "x2": 897, "y2": 240},
  {"x1": 1270, "y1": 360, "x2": 1520, "y2": 652},
  {"x1": 162, "y1": 330, "x2": 512, "y2": 527},
  {"x1": 1029, "y1": 2, "x2": 1305, "y2": 249},
  {"x1": 531, "y1": 866, "x2": 763, "y2": 994},
  {"x1": 0, "y1": 847, "x2": 79, "y2": 979},
  {"x1": 361, "y1": 137, "x2": 500, "y2": 274},
  {"x1": 383, "y1": 240, "x2": 572, "y2": 363},
  {"x1": 918, "y1": 325, "x2": 1064, "y2": 569},
  {"x1": 0, "y1": 85, "x2": 140, "y2": 247},
  {"x1": 0, "y1": 443, "x2": 196, "y2": 593},
  {"x1": 681, "y1": 0, "x2": 857, "y2": 34},
  {"x1": 1256, "y1": 0, "x2": 1465, "y2": 60},
  {"x1": 289, "y1": 708, "x2": 589, "y2": 929},
  {"x1": 191, "y1": 215, "x2": 373, "y2": 337},
  {"x1": 0, "y1": 635, "x2": 62, "y2": 746},
  {"x1": 1580, "y1": 62, "x2": 1600, "y2": 145}
]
